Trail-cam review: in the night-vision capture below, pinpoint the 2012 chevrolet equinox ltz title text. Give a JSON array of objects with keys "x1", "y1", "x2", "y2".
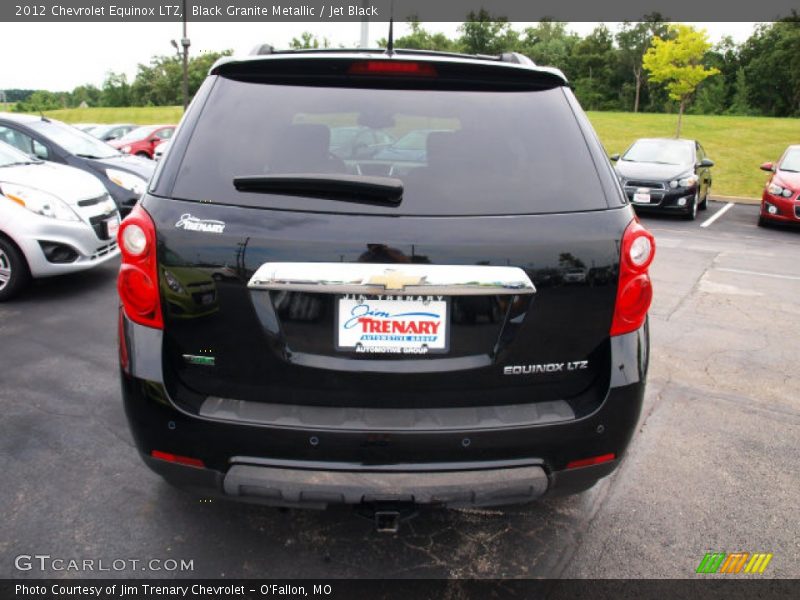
[{"x1": 117, "y1": 48, "x2": 655, "y2": 520}]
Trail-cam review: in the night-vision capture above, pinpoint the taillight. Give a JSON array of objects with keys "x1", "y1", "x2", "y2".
[
  {"x1": 348, "y1": 60, "x2": 437, "y2": 77},
  {"x1": 610, "y1": 218, "x2": 655, "y2": 336},
  {"x1": 117, "y1": 204, "x2": 163, "y2": 329}
]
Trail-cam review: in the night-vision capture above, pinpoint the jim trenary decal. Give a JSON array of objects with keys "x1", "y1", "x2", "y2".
[{"x1": 337, "y1": 295, "x2": 447, "y2": 353}]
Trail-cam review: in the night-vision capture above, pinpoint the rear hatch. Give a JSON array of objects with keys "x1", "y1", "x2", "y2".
[{"x1": 147, "y1": 54, "x2": 630, "y2": 415}]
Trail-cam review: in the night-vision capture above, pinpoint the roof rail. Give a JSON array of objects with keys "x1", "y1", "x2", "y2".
[
  {"x1": 250, "y1": 43, "x2": 275, "y2": 56},
  {"x1": 500, "y1": 52, "x2": 536, "y2": 66},
  {"x1": 244, "y1": 45, "x2": 535, "y2": 66}
]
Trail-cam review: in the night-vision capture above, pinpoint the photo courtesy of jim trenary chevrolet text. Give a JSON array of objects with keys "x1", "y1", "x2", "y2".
[{"x1": 1, "y1": 0, "x2": 799, "y2": 597}]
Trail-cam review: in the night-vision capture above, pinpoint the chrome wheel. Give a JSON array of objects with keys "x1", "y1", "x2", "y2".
[
  {"x1": 0, "y1": 248, "x2": 11, "y2": 291},
  {"x1": 0, "y1": 239, "x2": 30, "y2": 301}
]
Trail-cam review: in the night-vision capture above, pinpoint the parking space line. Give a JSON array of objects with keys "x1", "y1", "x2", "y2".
[
  {"x1": 700, "y1": 202, "x2": 735, "y2": 228},
  {"x1": 715, "y1": 267, "x2": 800, "y2": 281}
]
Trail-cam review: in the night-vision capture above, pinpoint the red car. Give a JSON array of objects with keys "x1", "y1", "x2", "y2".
[
  {"x1": 109, "y1": 124, "x2": 175, "y2": 159},
  {"x1": 759, "y1": 145, "x2": 800, "y2": 227}
]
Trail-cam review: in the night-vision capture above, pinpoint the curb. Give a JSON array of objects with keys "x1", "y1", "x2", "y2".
[{"x1": 709, "y1": 195, "x2": 760, "y2": 206}]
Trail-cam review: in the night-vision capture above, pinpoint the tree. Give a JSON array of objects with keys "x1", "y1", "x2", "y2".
[
  {"x1": 643, "y1": 24, "x2": 719, "y2": 137},
  {"x1": 13, "y1": 90, "x2": 67, "y2": 112},
  {"x1": 739, "y1": 16, "x2": 800, "y2": 117},
  {"x1": 290, "y1": 32, "x2": 331, "y2": 49},
  {"x1": 690, "y1": 76, "x2": 726, "y2": 115},
  {"x1": 615, "y1": 16, "x2": 670, "y2": 112},
  {"x1": 125, "y1": 51, "x2": 231, "y2": 107},
  {"x1": 458, "y1": 10, "x2": 518, "y2": 55},
  {"x1": 69, "y1": 84, "x2": 102, "y2": 108},
  {"x1": 377, "y1": 19, "x2": 461, "y2": 52},
  {"x1": 516, "y1": 20, "x2": 579, "y2": 79},
  {"x1": 571, "y1": 25, "x2": 617, "y2": 110},
  {"x1": 703, "y1": 36, "x2": 742, "y2": 110},
  {"x1": 727, "y1": 67, "x2": 754, "y2": 115},
  {"x1": 100, "y1": 72, "x2": 131, "y2": 107},
  {"x1": 130, "y1": 56, "x2": 182, "y2": 106}
]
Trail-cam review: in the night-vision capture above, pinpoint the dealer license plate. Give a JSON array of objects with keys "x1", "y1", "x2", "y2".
[
  {"x1": 106, "y1": 216, "x2": 120, "y2": 239},
  {"x1": 336, "y1": 296, "x2": 448, "y2": 354},
  {"x1": 633, "y1": 192, "x2": 651, "y2": 204}
]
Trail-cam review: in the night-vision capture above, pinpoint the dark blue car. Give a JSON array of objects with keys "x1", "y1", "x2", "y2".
[{"x1": 0, "y1": 113, "x2": 154, "y2": 215}]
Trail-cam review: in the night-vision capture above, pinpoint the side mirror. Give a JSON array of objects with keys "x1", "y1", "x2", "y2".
[
  {"x1": 760, "y1": 162, "x2": 774, "y2": 172},
  {"x1": 609, "y1": 153, "x2": 620, "y2": 162},
  {"x1": 698, "y1": 158, "x2": 714, "y2": 168},
  {"x1": 104, "y1": 134, "x2": 118, "y2": 141}
]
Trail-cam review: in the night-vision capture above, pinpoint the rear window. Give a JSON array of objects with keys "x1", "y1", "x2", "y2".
[{"x1": 171, "y1": 76, "x2": 607, "y2": 215}]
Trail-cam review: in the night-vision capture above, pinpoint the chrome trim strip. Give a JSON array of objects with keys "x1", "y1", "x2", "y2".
[{"x1": 248, "y1": 263, "x2": 536, "y2": 296}]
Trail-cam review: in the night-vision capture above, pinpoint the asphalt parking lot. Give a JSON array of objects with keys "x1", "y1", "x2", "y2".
[{"x1": 1, "y1": 201, "x2": 798, "y2": 579}]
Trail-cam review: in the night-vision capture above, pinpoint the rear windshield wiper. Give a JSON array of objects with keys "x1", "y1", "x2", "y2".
[{"x1": 232, "y1": 174, "x2": 403, "y2": 206}]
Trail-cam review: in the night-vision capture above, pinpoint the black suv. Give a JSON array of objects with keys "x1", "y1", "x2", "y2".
[{"x1": 118, "y1": 49, "x2": 655, "y2": 515}]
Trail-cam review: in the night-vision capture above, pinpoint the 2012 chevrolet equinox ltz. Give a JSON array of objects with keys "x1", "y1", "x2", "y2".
[{"x1": 118, "y1": 48, "x2": 655, "y2": 517}]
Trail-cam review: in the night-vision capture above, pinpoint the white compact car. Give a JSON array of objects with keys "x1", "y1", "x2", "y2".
[{"x1": 0, "y1": 141, "x2": 120, "y2": 300}]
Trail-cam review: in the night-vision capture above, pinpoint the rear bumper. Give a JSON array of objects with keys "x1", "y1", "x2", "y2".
[
  {"x1": 121, "y1": 315, "x2": 648, "y2": 508},
  {"x1": 143, "y1": 453, "x2": 617, "y2": 508},
  {"x1": 147, "y1": 456, "x2": 551, "y2": 508}
]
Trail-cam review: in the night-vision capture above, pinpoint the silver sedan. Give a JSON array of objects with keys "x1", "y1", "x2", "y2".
[{"x1": 0, "y1": 141, "x2": 120, "y2": 300}]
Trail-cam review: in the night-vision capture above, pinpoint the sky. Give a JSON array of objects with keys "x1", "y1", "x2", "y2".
[{"x1": 0, "y1": 21, "x2": 762, "y2": 91}]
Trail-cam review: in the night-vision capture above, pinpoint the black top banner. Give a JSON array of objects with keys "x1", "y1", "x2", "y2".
[{"x1": 2, "y1": 0, "x2": 798, "y2": 22}]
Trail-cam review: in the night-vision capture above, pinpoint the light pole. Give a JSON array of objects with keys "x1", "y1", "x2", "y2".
[
  {"x1": 170, "y1": 0, "x2": 190, "y2": 111},
  {"x1": 359, "y1": 0, "x2": 369, "y2": 48}
]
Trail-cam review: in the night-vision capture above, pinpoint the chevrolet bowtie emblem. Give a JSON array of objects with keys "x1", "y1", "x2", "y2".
[{"x1": 366, "y1": 271, "x2": 423, "y2": 290}]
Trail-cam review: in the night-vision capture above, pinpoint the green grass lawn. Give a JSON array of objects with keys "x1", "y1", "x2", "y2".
[
  {"x1": 41, "y1": 106, "x2": 184, "y2": 126},
  {"x1": 37, "y1": 106, "x2": 799, "y2": 198}
]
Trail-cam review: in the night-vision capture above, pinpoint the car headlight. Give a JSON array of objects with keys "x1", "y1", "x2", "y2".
[
  {"x1": 120, "y1": 145, "x2": 132, "y2": 154},
  {"x1": 163, "y1": 270, "x2": 186, "y2": 294},
  {"x1": 670, "y1": 173, "x2": 698, "y2": 188},
  {"x1": 767, "y1": 183, "x2": 793, "y2": 198},
  {"x1": 106, "y1": 169, "x2": 147, "y2": 195},
  {"x1": 0, "y1": 183, "x2": 79, "y2": 221}
]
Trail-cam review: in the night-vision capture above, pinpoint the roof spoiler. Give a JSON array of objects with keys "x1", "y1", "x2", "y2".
[
  {"x1": 247, "y1": 45, "x2": 534, "y2": 66},
  {"x1": 210, "y1": 48, "x2": 566, "y2": 86}
]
